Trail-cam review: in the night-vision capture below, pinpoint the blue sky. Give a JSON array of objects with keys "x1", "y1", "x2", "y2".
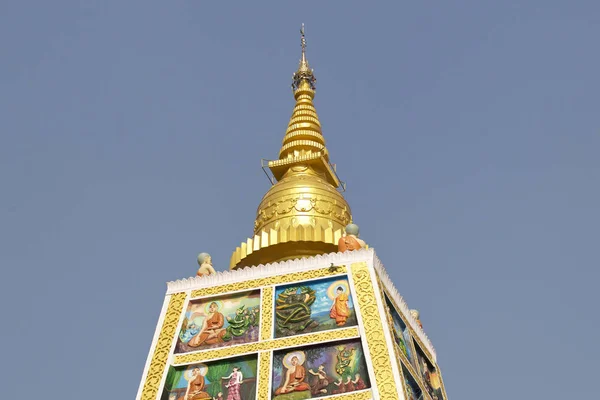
[{"x1": 1, "y1": 1, "x2": 599, "y2": 399}]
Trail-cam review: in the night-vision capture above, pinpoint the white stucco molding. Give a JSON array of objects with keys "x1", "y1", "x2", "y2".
[
  {"x1": 166, "y1": 248, "x2": 376, "y2": 294},
  {"x1": 373, "y1": 255, "x2": 437, "y2": 361}
]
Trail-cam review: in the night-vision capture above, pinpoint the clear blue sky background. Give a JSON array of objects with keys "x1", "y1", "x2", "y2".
[{"x1": 1, "y1": 1, "x2": 598, "y2": 399}]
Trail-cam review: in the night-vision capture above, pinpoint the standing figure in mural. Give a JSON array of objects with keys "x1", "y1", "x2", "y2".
[
  {"x1": 329, "y1": 286, "x2": 350, "y2": 326},
  {"x1": 337, "y1": 223, "x2": 366, "y2": 252},
  {"x1": 196, "y1": 253, "x2": 217, "y2": 277},
  {"x1": 344, "y1": 375, "x2": 355, "y2": 392},
  {"x1": 275, "y1": 286, "x2": 318, "y2": 336},
  {"x1": 188, "y1": 302, "x2": 226, "y2": 347},
  {"x1": 332, "y1": 377, "x2": 345, "y2": 394},
  {"x1": 222, "y1": 366, "x2": 243, "y2": 400},
  {"x1": 184, "y1": 367, "x2": 211, "y2": 400},
  {"x1": 308, "y1": 364, "x2": 331, "y2": 395},
  {"x1": 393, "y1": 328, "x2": 408, "y2": 357},
  {"x1": 420, "y1": 358, "x2": 442, "y2": 400},
  {"x1": 352, "y1": 373, "x2": 366, "y2": 390},
  {"x1": 274, "y1": 351, "x2": 311, "y2": 395},
  {"x1": 335, "y1": 346, "x2": 355, "y2": 377},
  {"x1": 222, "y1": 305, "x2": 251, "y2": 341}
]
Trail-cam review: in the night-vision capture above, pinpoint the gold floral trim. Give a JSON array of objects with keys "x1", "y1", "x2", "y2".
[
  {"x1": 173, "y1": 326, "x2": 360, "y2": 365},
  {"x1": 140, "y1": 292, "x2": 187, "y2": 400},
  {"x1": 350, "y1": 262, "x2": 399, "y2": 400},
  {"x1": 257, "y1": 351, "x2": 272, "y2": 399},
  {"x1": 190, "y1": 265, "x2": 348, "y2": 298},
  {"x1": 260, "y1": 287, "x2": 274, "y2": 341},
  {"x1": 325, "y1": 390, "x2": 373, "y2": 400}
]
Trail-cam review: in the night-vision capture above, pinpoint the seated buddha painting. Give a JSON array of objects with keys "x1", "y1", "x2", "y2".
[
  {"x1": 161, "y1": 354, "x2": 258, "y2": 400},
  {"x1": 176, "y1": 290, "x2": 261, "y2": 353},
  {"x1": 274, "y1": 276, "x2": 357, "y2": 339},
  {"x1": 272, "y1": 339, "x2": 370, "y2": 400}
]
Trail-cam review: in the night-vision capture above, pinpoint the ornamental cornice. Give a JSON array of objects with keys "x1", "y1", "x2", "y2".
[{"x1": 166, "y1": 248, "x2": 376, "y2": 294}]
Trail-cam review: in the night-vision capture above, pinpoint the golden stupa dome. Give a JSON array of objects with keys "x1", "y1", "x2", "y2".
[{"x1": 230, "y1": 25, "x2": 351, "y2": 269}]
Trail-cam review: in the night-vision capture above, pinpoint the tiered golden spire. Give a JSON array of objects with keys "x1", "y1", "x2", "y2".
[
  {"x1": 230, "y1": 25, "x2": 351, "y2": 269},
  {"x1": 268, "y1": 24, "x2": 338, "y2": 187}
]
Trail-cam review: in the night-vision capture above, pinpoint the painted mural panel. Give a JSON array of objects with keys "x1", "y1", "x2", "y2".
[
  {"x1": 271, "y1": 339, "x2": 370, "y2": 399},
  {"x1": 414, "y1": 342, "x2": 444, "y2": 400},
  {"x1": 384, "y1": 295, "x2": 416, "y2": 368},
  {"x1": 176, "y1": 290, "x2": 261, "y2": 353},
  {"x1": 401, "y1": 363, "x2": 424, "y2": 400},
  {"x1": 161, "y1": 354, "x2": 258, "y2": 400},
  {"x1": 274, "y1": 276, "x2": 357, "y2": 338}
]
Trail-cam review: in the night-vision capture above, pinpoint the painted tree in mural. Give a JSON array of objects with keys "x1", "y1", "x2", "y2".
[{"x1": 205, "y1": 363, "x2": 230, "y2": 398}]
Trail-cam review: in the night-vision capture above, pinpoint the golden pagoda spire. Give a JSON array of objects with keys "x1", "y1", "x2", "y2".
[
  {"x1": 271, "y1": 24, "x2": 335, "y2": 185},
  {"x1": 230, "y1": 25, "x2": 351, "y2": 269}
]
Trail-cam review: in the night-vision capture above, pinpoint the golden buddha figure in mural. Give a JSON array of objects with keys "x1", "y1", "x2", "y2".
[
  {"x1": 187, "y1": 301, "x2": 227, "y2": 347},
  {"x1": 275, "y1": 351, "x2": 312, "y2": 395},
  {"x1": 330, "y1": 285, "x2": 350, "y2": 326},
  {"x1": 183, "y1": 366, "x2": 211, "y2": 400}
]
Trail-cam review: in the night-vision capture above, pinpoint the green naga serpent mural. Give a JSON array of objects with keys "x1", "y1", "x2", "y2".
[
  {"x1": 335, "y1": 345, "x2": 356, "y2": 377},
  {"x1": 275, "y1": 286, "x2": 319, "y2": 336},
  {"x1": 222, "y1": 305, "x2": 252, "y2": 341}
]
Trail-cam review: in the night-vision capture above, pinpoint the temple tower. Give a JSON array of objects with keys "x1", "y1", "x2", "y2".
[{"x1": 137, "y1": 26, "x2": 448, "y2": 400}]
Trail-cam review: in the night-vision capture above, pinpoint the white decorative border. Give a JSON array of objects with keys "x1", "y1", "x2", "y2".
[
  {"x1": 160, "y1": 294, "x2": 192, "y2": 396},
  {"x1": 135, "y1": 295, "x2": 173, "y2": 400},
  {"x1": 373, "y1": 256, "x2": 437, "y2": 361},
  {"x1": 347, "y1": 257, "x2": 405, "y2": 400},
  {"x1": 365, "y1": 257, "x2": 406, "y2": 400},
  {"x1": 344, "y1": 262, "x2": 377, "y2": 399}
]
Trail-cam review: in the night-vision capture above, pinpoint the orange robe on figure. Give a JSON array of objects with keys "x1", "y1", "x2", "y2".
[
  {"x1": 338, "y1": 235, "x2": 363, "y2": 252},
  {"x1": 181, "y1": 375, "x2": 211, "y2": 400},
  {"x1": 275, "y1": 365, "x2": 311, "y2": 394},
  {"x1": 188, "y1": 312, "x2": 226, "y2": 347},
  {"x1": 330, "y1": 293, "x2": 350, "y2": 326}
]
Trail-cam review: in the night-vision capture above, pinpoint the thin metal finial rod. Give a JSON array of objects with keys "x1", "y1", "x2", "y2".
[
  {"x1": 300, "y1": 23, "x2": 306, "y2": 62},
  {"x1": 292, "y1": 23, "x2": 316, "y2": 91}
]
